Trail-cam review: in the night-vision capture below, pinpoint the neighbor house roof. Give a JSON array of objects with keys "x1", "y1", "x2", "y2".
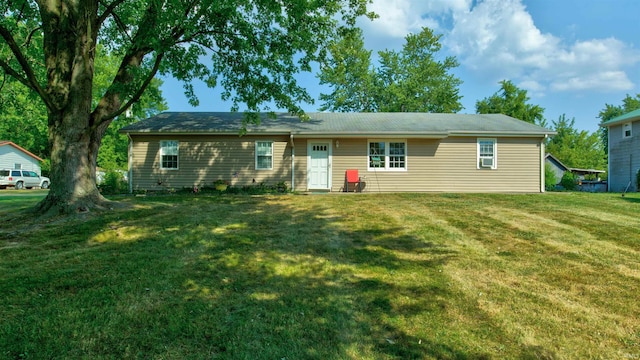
[
  {"x1": 120, "y1": 112, "x2": 555, "y2": 138},
  {"x1": 545, "y1": 153, "x2": 569, "y2": 172},
  {"x1": 545, "y1": 153, "x2": 605, "y2": 174},
  {"x1": 600, "y1": 108, "x2": 640, "y2": 127},
  {"x1": 0, "y1": 140, "x2": 42, "y2": 161}
]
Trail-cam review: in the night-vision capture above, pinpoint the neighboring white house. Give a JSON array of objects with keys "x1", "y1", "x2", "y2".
[
  {"x1": 0, "y1": 141, "x2": 43, "y2": 174},
  {"x1": 601, "y1": 109, "x2": 640, "y2": 192}
]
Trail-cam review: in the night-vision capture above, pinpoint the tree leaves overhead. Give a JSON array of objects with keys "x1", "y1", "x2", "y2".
[
  {"x1": 476, "y1": 80, "x2": 544, "y2": 125},
  {"x1": 318, "y1": 27, "x2": 463, "y2": 113},
  {"x1": 3, "y1": 0, "x2": 375, "y2": 119},
  {"x1": 1, "y1": 0, "x2": 374, "y2": 213}
]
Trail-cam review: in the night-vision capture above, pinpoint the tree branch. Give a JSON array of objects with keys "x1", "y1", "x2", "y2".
[
  {"x1": 97, "y1": 0, "x2": 129, "y2": 27},
  {"x1": 0, "y1": 58, "x2": 32, "y2": 90},
  {"x1": 23, "y1": 26, "x2": 42, "y2": 47},
  {"x1": 0, "y1": 24, "x2": 53, "y2": 109},
  {"x1": 107, "y1": 52, "x2": 164, "y2": 122},
  {"x1": 92, "y1": 51, "x2": 164, "y2": 126}
]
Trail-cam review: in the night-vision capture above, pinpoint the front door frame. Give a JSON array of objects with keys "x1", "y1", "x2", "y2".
[{"x1": 307, "y1": 139, "x2": 332, "y2": 191}]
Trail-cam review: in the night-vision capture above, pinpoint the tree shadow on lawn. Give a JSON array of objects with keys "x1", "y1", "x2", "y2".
[{"x1": 0, "y1": 195, "x2": 550, "y2": 359}]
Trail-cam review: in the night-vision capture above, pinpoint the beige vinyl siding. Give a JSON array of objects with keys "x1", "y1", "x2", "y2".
[
  {"x1": 128, "y1": 135, "x2": 543, "y2": 193},
  {"x1": 329, "y1": 137, "x2": 542, "y2": 193},
  {"x1": 292, "y1": 139, "x2": 308, "y2": 192},
  {"x1": 129, "y1": 135, "x2": 291, "y2": 191}
]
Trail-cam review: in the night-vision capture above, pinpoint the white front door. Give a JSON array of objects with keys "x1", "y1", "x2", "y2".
[{"x1": 307, "y1": 141, "x2": 331, "y2": 190}]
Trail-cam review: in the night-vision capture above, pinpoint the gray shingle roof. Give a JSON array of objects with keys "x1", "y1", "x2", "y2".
[{"x1": 120, "y1": 112, "x2": 555, "y2": 137}]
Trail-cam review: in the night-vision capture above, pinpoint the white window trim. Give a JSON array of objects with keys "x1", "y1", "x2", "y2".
[
  {"x1": 623, "y1": 123, "x2": 632, "y2": 138},
  {"x1": 255, "y1": 141, "x2": 274, "y2": 170},
  {"x1": 367, "y1": 139, "x2": 408, "y2": 172},
  {"x1": 477, "y1": 138, "x2": 497, "y2": 170},
  {"x1": 159, "y1": 140, "x2": 179, "y2": 170}
]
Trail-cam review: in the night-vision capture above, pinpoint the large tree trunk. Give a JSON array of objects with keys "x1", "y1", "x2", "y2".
[
  {"x1": 36, "y1": 111, "x2": 110, "y2": 215},
  {"x1": 35, "y1": 0, "x2": 111, "y2": 215}
]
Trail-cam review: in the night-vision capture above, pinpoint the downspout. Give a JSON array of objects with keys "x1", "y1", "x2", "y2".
[
  {"x1": 290, "y1": 134, "x2": 295, "y2": 191},
  {"x1": 127, "y1": 133, "x2": 133, "y2": 194}
]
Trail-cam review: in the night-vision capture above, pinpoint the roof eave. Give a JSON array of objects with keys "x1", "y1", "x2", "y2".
[
  {"x1": 122, "y1": 130, "x2": 554, "y2": 138},
  {"x1": 290, "y1": 132, "x2": 449, "y2": 139},
  {"x1": 448, "y1": 131, "x2": 555, "y2": 138},
  {"x1": 0, "y1": 141, "x2": 43, "y2": 161},
  {"x1": 600, "y1": 118, "x2": 640, "y2": 128}
]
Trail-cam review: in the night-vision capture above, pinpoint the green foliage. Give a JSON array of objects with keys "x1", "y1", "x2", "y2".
[
  {"x1": 318, "y1": 27, "x2": 463, "y2": 113},
  {"x1": 476, "y1": 80, "x2": 545, "y2": 124},
  {"x1": 545, "y1": 162, "x2": 557, "y2": 190},
  {"x1": 0, "y1": 79, "x2": 48, "y2": 158},
  {"x1": 317, "y1": 28, "x2": 376, "y2": 112},
  {"x1": 546, "y1": 114, "x2": 606, "y2": 172},
  {"x1": 93, "y1": 44, "x2": 168, "y2": 170},
  {"x1": 560, "y1": 171, "x2": 579, "y2": 191},
  {"x1": 182, "y1": 181, "x2": 289, "y2": 195},
  {"x1": 98, "y1": 170, "x2": 128, "y2": 195},
  {"x1": 2, "y1": 0, "x2": 374, "y2": 212},
  {"x1": 40, "y1": 159, "x2": 51, "y2": 177},
  {"x1": 0, "y1": 43, "x2": 167, "y2": 170}
]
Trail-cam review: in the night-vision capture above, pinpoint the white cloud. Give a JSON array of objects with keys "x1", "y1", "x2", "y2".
[
  {"x1": 356, "y1": 0, "x2": 639, "y2": 94},
  {"x1": 550, "y1": 71, "x2": 633, "y2": 92},
  {"x1": 444, "y1": 0, "x2": 640, "y2": 93},
  {"x1": 360, "y1": 0, "x2": 470, "y2": 39}
]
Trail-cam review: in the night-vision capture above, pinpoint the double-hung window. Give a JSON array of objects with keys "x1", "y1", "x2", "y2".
[
  {"x1": 160, "y1": 140, "x2": 179, "y2": 169},
  {"x1": 623, "y1": 123, "x2": 632, "y2": 138},
  {"x1": 256, "y1": 141, "x2": 273, "y2": 170},
  {"x1": 477, "y1": 138, "x2": 497, "y2": 169},
  {"x1": 368, "y1": 140, "x2": 406, "y2": 171}
]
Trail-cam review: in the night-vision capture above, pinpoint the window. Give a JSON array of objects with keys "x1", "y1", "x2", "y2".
[
  {"x1": 14, "y1": 163, "x2": 21, "y2": 169},
  {"x1": 623, "y1": 123, "x2": 632, "y2": 138},
  {"x1": 256, "y1": 141, "x2": 273, "y2": 170},
  {"x1": 477, "y1": 138, "x2": 497, "y2": 169},
  {"x1": 368, "y1": 140, "x2": 406, "y2": 170},
  {"x1": 160, "y1": 140, "x2": 179, "y2": 169}
]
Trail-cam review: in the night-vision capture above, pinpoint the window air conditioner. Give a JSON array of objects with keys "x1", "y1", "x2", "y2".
[{"x1": 480, "y1": 158, "x2": 494, "y2": 168}]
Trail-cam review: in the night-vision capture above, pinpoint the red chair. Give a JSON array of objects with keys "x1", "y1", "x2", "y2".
[{"x1": 345, "y1": 169, "x2": 361, "y2": 192}]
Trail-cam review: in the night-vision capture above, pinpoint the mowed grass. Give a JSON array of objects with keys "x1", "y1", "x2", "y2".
[{"x1": 1, "y1": 192, "x2": 639, "y2": 359}]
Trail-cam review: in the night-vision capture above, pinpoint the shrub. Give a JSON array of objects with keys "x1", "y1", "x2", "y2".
[
  {"x1": 560, "y1": 171, "x2": 578, "y2": 191},
  {"x1": 545, "y1": 163, "x2": 557, "y2": 191},
  {"x1": 99, "y1": 170, "x2": 128, "y2": 195},
  {"x1": 40, "y1": 159, "x2": 51, "y2": 177}
]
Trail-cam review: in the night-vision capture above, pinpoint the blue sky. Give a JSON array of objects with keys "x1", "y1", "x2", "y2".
[{"x1": 160, "y1": 0, "x2": 640, "y2": 133}]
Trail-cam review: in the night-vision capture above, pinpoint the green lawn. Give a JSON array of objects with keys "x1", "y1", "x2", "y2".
[{"x1": 1, "y1": 191, "x2": 639, "y2": 359}]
